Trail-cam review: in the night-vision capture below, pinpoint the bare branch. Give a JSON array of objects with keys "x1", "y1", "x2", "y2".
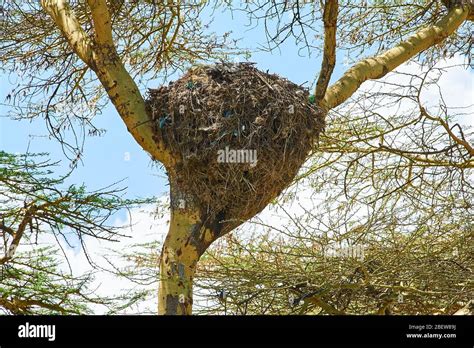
[
  {"x1": 420, "y1": 106, "x2": 474, "y2": 157},
  {"x1": 0, "y1": 204, "x2": 36, "y2": 265},
  {"x1": 314, "y1": 0, "x2": 338, "y2": 105},
  {"x1": 40, "y1": 0, "x2": 94, "y2": 67},
  {"x1": 322, "y1": 6, "x2": 470, "y2": 110},
  {"x1": 87, "y1": 0, "x2": 113, "y2": 46},
  {"x1": 41, "y1": 0, "x2": 174, "y2": 166}
]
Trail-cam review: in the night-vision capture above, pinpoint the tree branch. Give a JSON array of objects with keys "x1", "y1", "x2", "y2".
[
  {"x1": 87, "y1": 0, "x2": 113, "y2": 45},
  {"x1": 322, "y1": 6, "x2": 470, "y2": 110},
  {"x1": 442, "y1": 0, "x2": 474, "y2": 20},
  {"x1": 0, "y1": 222, "x2": 15, "y2": 237},
  {"x1": 0, "y1": 296, "x2": 70, "y2": 314},
  {"x1": 40, "y1": 0, "x2": 94, "y2": 67},
  {"x1": 420, "y1": 107, "x2": 474, "y2": 157},
  {"x1": 306, "y1": 294, "x2": 346, "y2": 315},
  {"x1": 41, "y1": 0, "x2": 174, "y2": 167},
  {"x1": 0, "y1": 204, "x2": 37, "y2": 265},
  {"x1": 314, "y1": 0, "x2": 338, "y2": 106}
]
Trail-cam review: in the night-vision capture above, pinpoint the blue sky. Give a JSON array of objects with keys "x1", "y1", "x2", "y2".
[{"x1": 0, "y1": 4, "x2": 345, "y2": 209}]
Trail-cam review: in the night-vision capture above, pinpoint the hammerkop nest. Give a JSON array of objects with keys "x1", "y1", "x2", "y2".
[{"x1": 147, "y1": 62, "x2": 325, "y2": 230}]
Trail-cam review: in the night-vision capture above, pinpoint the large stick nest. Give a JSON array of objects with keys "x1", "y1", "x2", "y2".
[{"x1": 147, "y1": 62, "x2": 325, "y2": 227}]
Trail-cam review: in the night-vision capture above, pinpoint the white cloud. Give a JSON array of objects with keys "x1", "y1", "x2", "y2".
[
  {"x1": 12, "y1": 200, "x2": 169, "y2": 314},
  {"x1": 360, "y1": 55, "x2": 473, "y2": 127},
  {"x1": 77, "y1": 203, "x2": 169, "y2": 314}
]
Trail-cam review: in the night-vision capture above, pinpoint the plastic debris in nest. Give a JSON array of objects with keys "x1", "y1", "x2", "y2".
[{"x1": 146, "y1": 62, "x2": 325, "y2": 230}]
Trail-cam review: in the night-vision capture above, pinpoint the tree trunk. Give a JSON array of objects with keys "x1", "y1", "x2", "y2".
[
  {"x1": 158, "y1": 210, "x2": 198, "y2": 314},
  {"x1": 158, "y1": 179, "x2": 217, "y2": 315}
]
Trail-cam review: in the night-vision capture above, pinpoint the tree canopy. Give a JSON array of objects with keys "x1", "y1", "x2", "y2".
[
  {"x1": 0, "y1": 151, "x2": 150, "y2": 314},
  {"x1": 0, "y1": 0, "x2": 472, "y2": 315}
]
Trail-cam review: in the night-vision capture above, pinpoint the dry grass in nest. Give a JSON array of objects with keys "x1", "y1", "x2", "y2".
[{"x1": 146, "y1": 62, "x2": 325, "y2": 228}]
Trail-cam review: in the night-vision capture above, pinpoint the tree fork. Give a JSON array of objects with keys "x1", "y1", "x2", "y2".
[
  {"x1": 321, "y1": 4, "x2": 472, "y2": 111},
  {"x1": 40, "y1": 0, "x2": 173, "y2": 166}
]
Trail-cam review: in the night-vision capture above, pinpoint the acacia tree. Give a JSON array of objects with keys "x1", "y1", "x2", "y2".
[
  {"x1": 193, "y1": 61, "x2": 474, "y2": 313},
  {"x1": 1, "y1": 0, "x2": 472, "y2": 314},
  {"x1": 0, "y1": 151, "x2": 149, "y2": 314},
  {"x1": 118, "y1": 61, "x2": 473, "y2": 315}
]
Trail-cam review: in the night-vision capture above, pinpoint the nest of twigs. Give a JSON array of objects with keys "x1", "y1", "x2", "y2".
[{"x1": 147, "y1": 62, "x2": 325, "y2": 226}]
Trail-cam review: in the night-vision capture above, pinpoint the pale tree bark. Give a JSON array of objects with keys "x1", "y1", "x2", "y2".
[
  {"x1": 158, "y1": 208, "x2": 211, "y2": 315},
  {"x1": 321, "y1": 5, "x2": 472, "y2": 111},
  {"x1": 158, "y1": 179, "x2": 228, "y2": 315},
  {"x1": 158, "y1": 209, "x2": 201, "y2": 315},
  {"x1": 40, "y1": 0, "x2": 174, "y2": 167}
]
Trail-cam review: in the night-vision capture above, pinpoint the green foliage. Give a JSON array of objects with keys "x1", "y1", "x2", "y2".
[{"x1": 0, "y1": 152, "x2": 152, "y2": 314}]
